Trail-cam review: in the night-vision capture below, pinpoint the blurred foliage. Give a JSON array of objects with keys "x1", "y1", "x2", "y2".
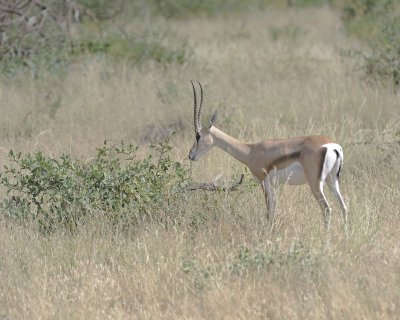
[
  {"x1": 73, "y1": 31, "x2": 191, "y2": 66},
  {"x1": 182, "y1": 242, "x2": 321, "y2": 291},
  {"x1": 363, "y1": 17, "x2": 400, "y2": 87},
  {"x1": 0, "y1": 1, "x2": 69, "y2": 74},
  {"x1": 0, "y1": 0, "x2": 398, "y2": 85},
  {"x1": 0, "y1": 0, "x2": 191, "y2": 75},
  {"x1": 335, "y1": 0, "x2": 393, "y2": 40},
  {"x1": 148, "y1": 0, "x2": 332, "y2": 19},
  {"x1": 333, "y1": 0, "x2": 400, "y2": 88},
  {"x1": 287, "y1": 0, "x2": 328, "y2": 6},
  {"x1": 75, "y1": 0, "x2": 124, "y2": 20},
  {"x1": 0, "y1": 136, "x2": 188, "y2": 233}
]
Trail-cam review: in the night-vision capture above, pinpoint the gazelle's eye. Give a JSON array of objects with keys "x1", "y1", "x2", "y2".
[{"x1": 196, "y1": 133, "x2": 201, "y2": 142}]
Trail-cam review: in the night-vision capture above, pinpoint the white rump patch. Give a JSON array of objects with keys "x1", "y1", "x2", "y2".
[
  {"x1": 268, "y1": 161, "x2": 307, "y2": 186},
  {"x1": 321, "y1": 143, "x2": 343, "y2": 182}
]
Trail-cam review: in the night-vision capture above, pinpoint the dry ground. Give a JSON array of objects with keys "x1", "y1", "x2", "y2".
[{"x1": 0, "y1": 5, "x2": 399, "y2": 319}]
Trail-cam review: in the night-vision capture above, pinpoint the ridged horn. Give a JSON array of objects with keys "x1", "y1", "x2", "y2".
[
  {"x1": 197, "y1": 81, "x2": 204, "y2": 130},
  {"x1": 191, "y1": 80, "x2": 200, "y2": 132}
]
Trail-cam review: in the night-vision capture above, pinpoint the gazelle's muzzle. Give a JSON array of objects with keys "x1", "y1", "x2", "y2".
[{"x1": 188, "y1": 147, "x2": 198, "y2": 161}]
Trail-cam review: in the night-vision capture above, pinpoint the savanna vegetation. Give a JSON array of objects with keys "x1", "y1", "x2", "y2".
[{"x1": 0, "y1": 0, "x2": 399, "y2": 318}]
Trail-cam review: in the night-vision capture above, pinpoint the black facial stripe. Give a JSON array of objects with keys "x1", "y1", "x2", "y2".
[{"x1": 196, "y1": 133, "x2": 201, "y2": 142}]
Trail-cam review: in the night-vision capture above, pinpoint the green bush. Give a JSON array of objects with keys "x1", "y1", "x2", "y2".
[
  {"x1": 228, "y1": 242, "x2": 319, "y2": 276},
  {"x1": 338, "y1": 0, "x2": 393, "y2": 41},
  {"x1": 0, "y1": 137, "x2": 188, "y2": 233},
  {"x1": 339, "y1": 0, "x2": 392, "y2": 20},
  {"x1": 337, "y1": 0, "x2": 400, "y2": 88},
  {"x1": 363, "y1": 17, "x2": 400, "y2": 87}
]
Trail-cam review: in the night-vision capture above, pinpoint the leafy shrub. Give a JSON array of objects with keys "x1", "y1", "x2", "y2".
[
  {"x1": 180, "y1": 242, "x2": 320, "y2": 290},
  {"x1": 0, "y1": 137, "x2": 188, "y2": 233},
  {"x1": 363, "y1": 17, "x2": 400, "y2": 87},
  {"x1": 228, "y1": 242, "x2": 319, "y2": 276},
  {"x1": 337, "y1": 0, "x2": 400, "y2": 88},
  {"x1": 338, "y1": 0, "x2": 393, "y2": 42},
  {"x1": 338, "y1": 0, "x2": 393, "y2": 21}
]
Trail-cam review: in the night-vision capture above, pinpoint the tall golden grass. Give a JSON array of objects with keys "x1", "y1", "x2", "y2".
[{"x1": 0, "y1": 6, "x2": 399, "y2": 319}]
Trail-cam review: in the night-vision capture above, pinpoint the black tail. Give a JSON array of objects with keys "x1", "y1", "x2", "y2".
[{"x1": 334, "y1": 149, "x2": 341, "y2": 178}]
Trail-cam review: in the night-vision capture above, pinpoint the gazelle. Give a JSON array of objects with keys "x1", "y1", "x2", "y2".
[{"x1": 188, "y1": 81, "x2": 348, "y2": 230}]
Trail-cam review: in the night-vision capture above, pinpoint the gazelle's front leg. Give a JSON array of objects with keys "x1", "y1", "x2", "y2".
[{"x1": 262, "y1": 177, "x2": 277, "y2": 221}]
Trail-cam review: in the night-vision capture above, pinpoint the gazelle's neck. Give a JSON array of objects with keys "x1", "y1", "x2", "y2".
[{"x1": 210, "y1": 126, "x2": 252, "y2": 166}]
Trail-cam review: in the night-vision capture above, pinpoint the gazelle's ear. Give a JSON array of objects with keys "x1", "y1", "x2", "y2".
[{"x1": 209, "y1": 111, "x2": 218, "y2": 128}]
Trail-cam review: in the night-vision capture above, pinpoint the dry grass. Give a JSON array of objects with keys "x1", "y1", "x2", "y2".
[{"x1": 0, "y1": 5, "x2": 399, "y2": 319}]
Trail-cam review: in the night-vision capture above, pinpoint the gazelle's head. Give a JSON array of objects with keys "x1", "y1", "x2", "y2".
[{"x1": 188, "y1": 81, "x2": 218, "y2": 161}]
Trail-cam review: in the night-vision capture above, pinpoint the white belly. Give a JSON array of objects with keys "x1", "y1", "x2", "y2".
[{"x1": 268, "y1": 161, "x2": 307, "y2": 185}]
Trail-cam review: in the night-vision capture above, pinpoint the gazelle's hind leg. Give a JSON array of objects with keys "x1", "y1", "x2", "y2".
[
  {"x1": 327, "y1": 175, "x2": 348, "y2": 228},
  {"x1": 319, "y1": 143, "x2": 348, "y2": 231},
  {"x1": 309, "y1": 181, "x2": 332, "y2": 230},
  {"x1": 324, "y1": 144, "x2": 348, "y2": 230},
  {"x1": 303, "y1": 148, "x2": 332, "y2": 230}
]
